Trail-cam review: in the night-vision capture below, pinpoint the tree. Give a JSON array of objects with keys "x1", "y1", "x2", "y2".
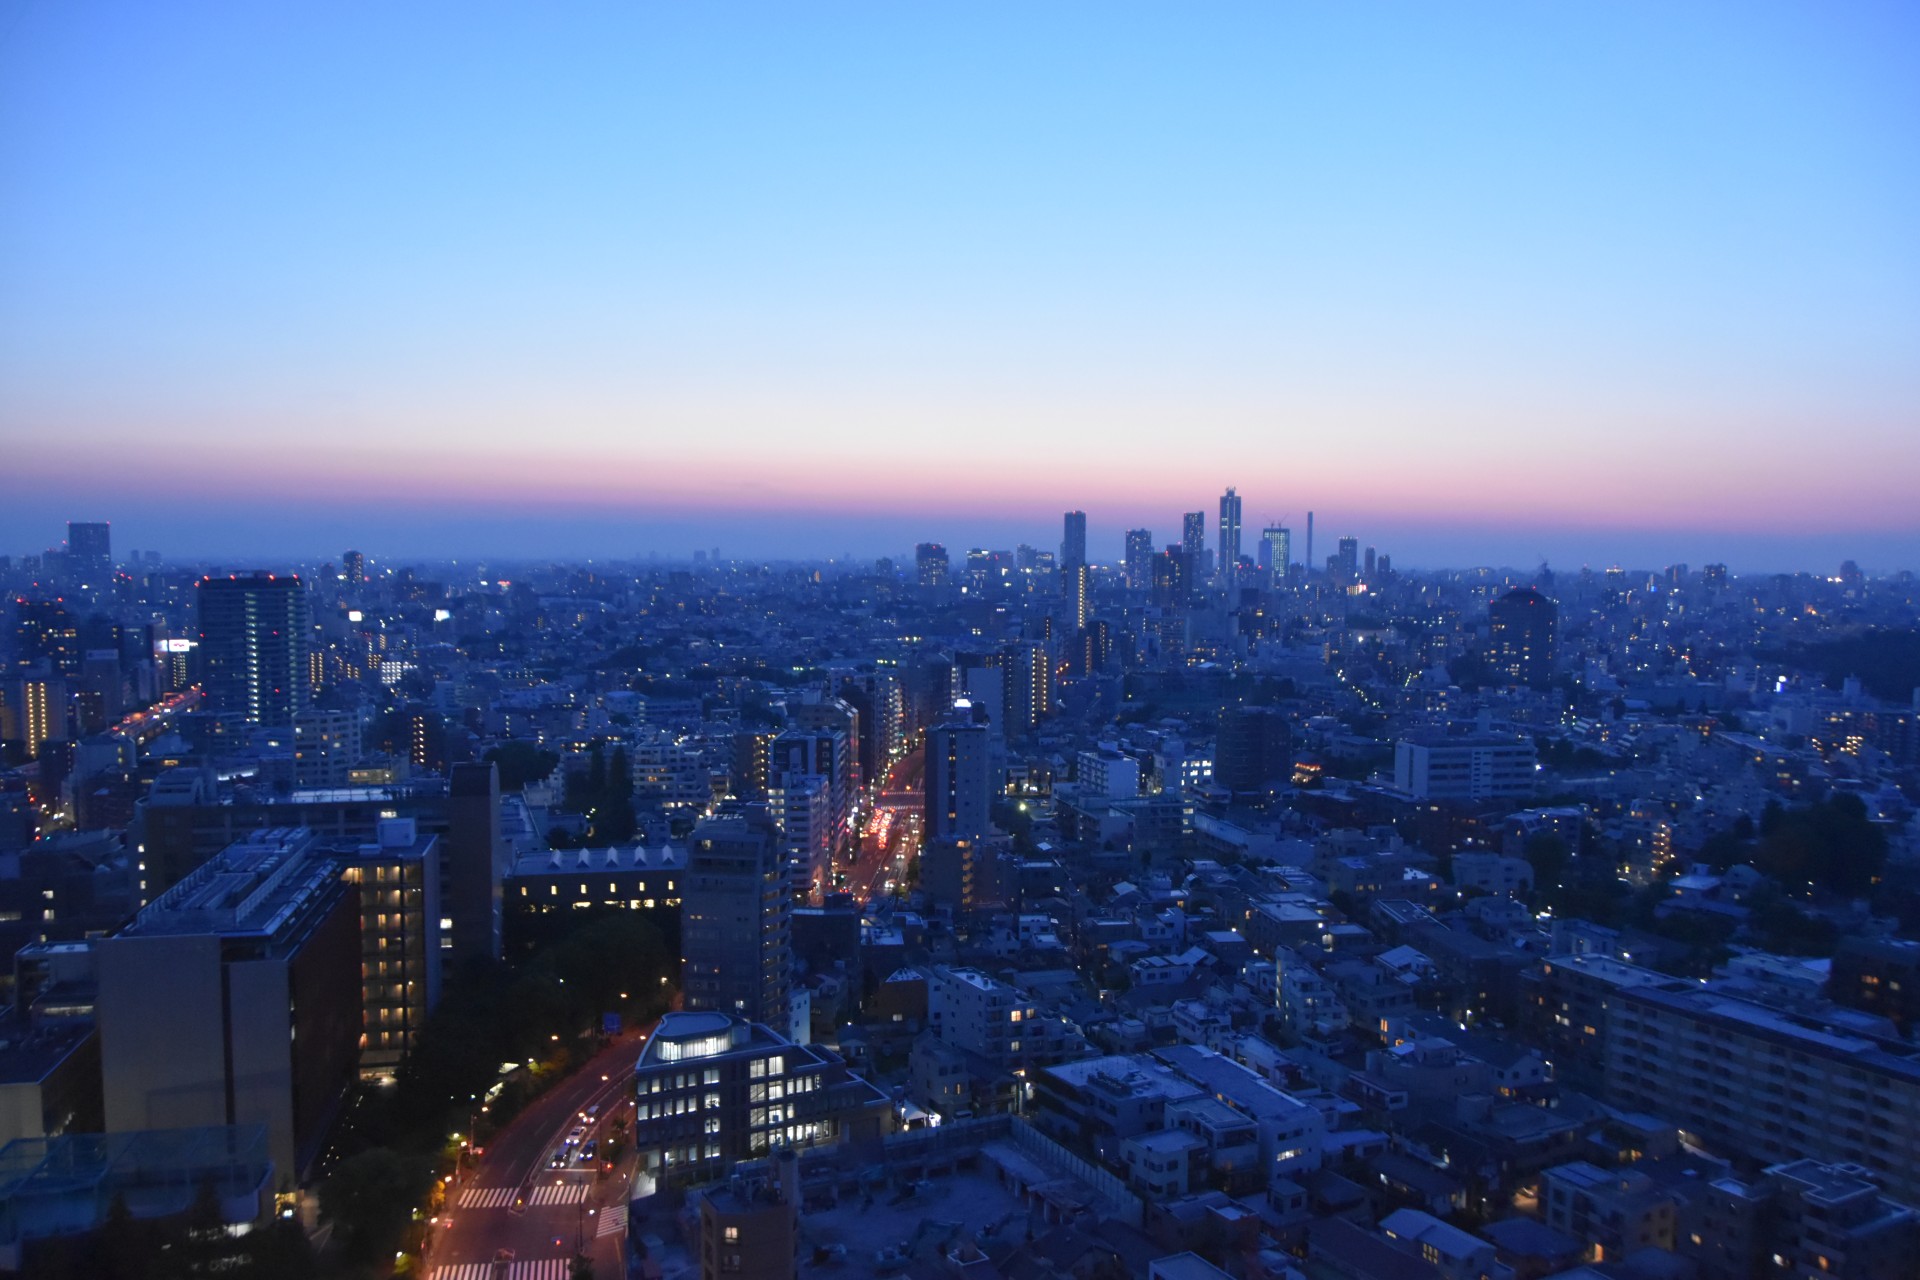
[
  {"x1": 320, "y1": 1147, "x2": 432, "y2": 1261},
  {"x1": 485, "y1": 742, "x2": 560, "y2": 791},
  {"x1": 1523, "y1": 834, "x2": 1572, "y2": 892}
]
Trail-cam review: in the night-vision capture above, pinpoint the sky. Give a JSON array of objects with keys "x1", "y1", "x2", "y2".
[{"x1": 2, "y1": 3, "x2": 1917, "y2": 572}]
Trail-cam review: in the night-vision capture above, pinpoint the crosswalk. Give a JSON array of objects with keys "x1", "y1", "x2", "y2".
[
  {"x1": 595, "y1": 1203, "x2": 628, "y2": 1238},
  {"x1": 430, "y1": 1261, "x2": 573, "y2": 1280},
  {"x1": 458, "y1": 1182, "x2": 590, "y2": 1210}
]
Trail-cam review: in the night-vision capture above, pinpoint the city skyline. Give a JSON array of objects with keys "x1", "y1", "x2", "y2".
[{"x1": 4, "y1": 4, "x2": 1916, "y2": 571}]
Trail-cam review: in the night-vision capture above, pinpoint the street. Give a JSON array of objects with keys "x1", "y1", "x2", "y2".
[
  {"x1": 425, "y1": 1031, "x2": 650, "y2": 1280},
  {"x1": 844, "y1": 746, "x2": 922, "y2": 905}
]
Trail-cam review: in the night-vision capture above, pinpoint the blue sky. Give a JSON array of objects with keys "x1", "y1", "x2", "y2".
[{"x1": 2, "y1": 3, "x2": 1916, "y2": 570}]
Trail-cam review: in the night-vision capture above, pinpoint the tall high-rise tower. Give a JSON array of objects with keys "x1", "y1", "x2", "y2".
[
  {"x1": 66, "y1": 522, "x2": 111, "y2": 578},
  {"x1": 924, "y1": 715, "x2": 991, "y2": 843},
  {"x1": 1261, "y1": 527, "x2": 1292, "y2": 588},
  {"x1": 1181, "y1": 512, "x2": 1206, "y2": 573},
  {"x1": 1335, "y1": 537, "x2": 1360, "y2": 583},
  {"x1": 1488, "y1": 588, "x2": 1559, "y2": 691},
  {"x1": 1061, "y1": 511, "x2": 1087, "y2": 569},
  {"x1": 197, "y1": 572, "x2": 312, "y2": 726},
  {"x1": 1123, "y1": 529, "x2": 1154, "y2": 590},
  {"x1": 681, "y1": 811, "x2": 791, "y2": 1028},
  {"x1": 1218, "y1": 488, "x2": 1243, "y2": 587},
  {"x1": 1063, "y1": 563, "x2": 1091, "y2": 631},
  {"x1": 914, "y1": 543, "x2": 950, "y2": 587}
]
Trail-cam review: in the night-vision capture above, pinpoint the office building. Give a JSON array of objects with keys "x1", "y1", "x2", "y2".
[
  {"x1": 1124, "y1": 528, "x2": 1154, "y2": 590},
  {"x1": 630, "y1": 1011, "x2": 888, "y2": 1189},
  {"x1": 197, "y1": 572, "x2": 312, "y2": 727},
  {"x1": 1218, "y1": 488, "x2": 1242, "y2": 587},
  {"x1": 65, "y1": 522, "x2": 111, "y2": 578},
  {"x1": 97, "y1": 828, "x2": 360, "y2": 1180},
  {"x1": 1393, "y1": 735, "x2": 1539, "y2": 803},
  {"x1": 682, "y1": 813, "x2": 792, "y2": 1032},
  {"x1": 924, "y1": 714, "x2": 991, "y2": 843},
  {"x1": 1488, "y1": 587, "x2": 1558, "y2": 691},
  {"x1": 1260, "y1": 526, "x2": 1291, "y2": 588},
  {"x1": 504, "y1": 842, "x2": 684, "y2": 923},
  {"x1": 341, "y1": 549, "x2": 365, "y2": 586},
  {"x1": 914, "y1": 543, "x2": 949, "y2": 587},
  {"x1": 1062, "y1": 510, "x2": 1087, "y2": 568}
]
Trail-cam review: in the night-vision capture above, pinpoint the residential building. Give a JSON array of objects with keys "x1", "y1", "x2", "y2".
[{"x1": 682, "y1": 812, "x2": 792, "y2": 1033}]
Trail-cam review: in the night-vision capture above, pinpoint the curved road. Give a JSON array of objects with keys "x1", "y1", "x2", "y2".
[{"x1": 425, "y1": 1029, "x2": 651, "y2": 1280}]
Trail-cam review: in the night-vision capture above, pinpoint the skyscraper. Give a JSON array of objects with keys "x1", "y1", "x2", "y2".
[
  {"x1": 1063, "y1": 562, "x2": 1091, "y2": 631},
  {"x1": 1181, "y1": 511, "x2": 1206, "y2": 569},
  {"x1": 924, "y1": 714, "x2": 991, "y2": 843},
  {"x1": 342, "y1": 549, "x2": 365, "y2": 586},
  {"x1": 1124, "y1": 529, "x2": 1154, "y2": 590},
  {"x1": 1151, "y1": 545, "x2": 1191, "y2": 609},
  {"x1": 914, "y1": 543, "x2": 950, "y2": 587},
  {"x1": 1218, "y1": 488, "x2": 1242, "y2": 587},
  {"x1": 196, "y1": 573, "x2": 312, "y2": 726},
  {"x1": 11, "y1": 598, "x2": 81, "y2": 674},
  {"x1": 1061, "y1": 511, "x2": 1087, "y2": 569},
  {"x1": 1261, "y1": 526, "x2": 1292, "y2": 588},
  {"x1": 1335, "y1": 536, "x2": 1360, "y2": 584},
  {"x1": 66, "y1": 522, "x2": 111, "y2": 577},
  {"x1": 682, "y1": 811, "x2": 791, "y2": 1029},
  {"x1": 1489, "y1": 587, "x2": 1559, "y2": 690}
]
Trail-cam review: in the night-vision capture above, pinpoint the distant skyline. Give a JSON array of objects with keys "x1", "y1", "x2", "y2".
[
  {"x1": 3, "y1": 497, "x2": 1911, "y2": 578},
  {"x1": 4, "y1": 4, "x2": 1917, "y2": 572}
]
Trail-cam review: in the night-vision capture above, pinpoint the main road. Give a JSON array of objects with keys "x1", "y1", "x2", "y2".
[{"x1": 424, "y1": 1029, "x2": 650, "y2": 1280}]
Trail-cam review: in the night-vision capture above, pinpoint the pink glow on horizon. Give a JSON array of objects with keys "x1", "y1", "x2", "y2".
[{"x1": 12, "y1": 437, "x2": 1917, "y2": 539}]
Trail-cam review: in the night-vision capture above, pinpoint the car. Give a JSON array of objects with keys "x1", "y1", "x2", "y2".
[
  {"x1": 581, "y1": 1139, "x2": 597, "y2": 1161},
  {"x1": 549, "y1": 1147, "x2": 568, "y2": 1168},
  {"x1": 583, "y1": 1104, "x2": 601, "y2": 1120},
  {"x1": 565, "y1": 1125, "x2": 587, "y2": 1146}
]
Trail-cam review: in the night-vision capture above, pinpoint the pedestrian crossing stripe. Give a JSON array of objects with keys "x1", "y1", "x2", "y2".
[
  {"x1": 456, "y1": 1186, "x2": 517, "y2": 1208},
  {"x1": 596, "y1": 1203, "x2": 629, "y2": 1237},
  {"x1": 528, "y1": 1181, "x2": 590, "y2": 1205},
  {"x1": 429, "y1": 1261, "x2": 572, "y2": 1280}
]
